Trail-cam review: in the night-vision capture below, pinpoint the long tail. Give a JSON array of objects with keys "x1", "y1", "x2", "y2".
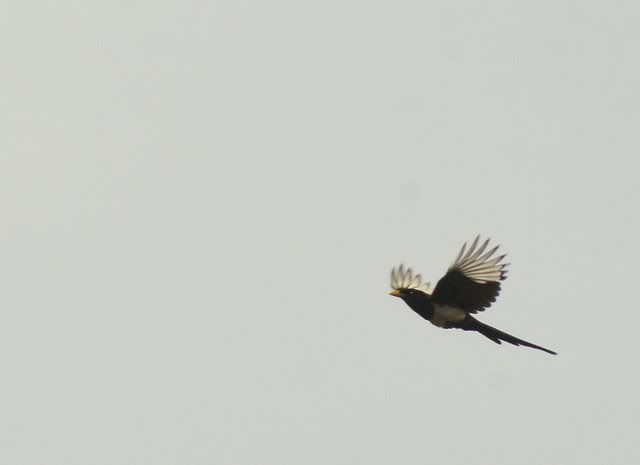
[{"x1": 461, "y1": 317, "x2": 557, "y2": 355}]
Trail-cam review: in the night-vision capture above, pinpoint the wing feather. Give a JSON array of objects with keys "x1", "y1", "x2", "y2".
[
  {"x1": 431, "y1": 237, "x2": 509, "y2": 313},
  {"x1": 390, "y1": 264, "x2": 432, "y2": 294}
]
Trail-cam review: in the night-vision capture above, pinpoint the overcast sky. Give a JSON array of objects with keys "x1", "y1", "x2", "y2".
[{"x1": 2, "y1": 1, "x2": 639, "y2": 464}]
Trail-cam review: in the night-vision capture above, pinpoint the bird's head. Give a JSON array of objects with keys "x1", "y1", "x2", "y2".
[
  {"x1": 389, "y1": 264, "x2": 431, "y2": 304},
  {"x1": 389, "y1": 287, "x2": 428, "y2": 302}
]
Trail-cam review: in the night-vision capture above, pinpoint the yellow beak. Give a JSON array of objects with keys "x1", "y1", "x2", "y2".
[{"x1": 389, "y1": 289, "x2": 402, "y2": 297}]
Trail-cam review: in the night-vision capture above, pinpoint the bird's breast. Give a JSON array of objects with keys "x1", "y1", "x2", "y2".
[{"x1": 431, "y1": 304, "x2": 466, "y2": 328}]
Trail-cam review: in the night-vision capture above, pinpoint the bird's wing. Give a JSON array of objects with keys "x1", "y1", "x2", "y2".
[
  {"x1": 391, "y1": 264, "x2": 432, "y2": 294},
  {"x1": 430, "y1": 236, "x2": 508, "y2": 313}
]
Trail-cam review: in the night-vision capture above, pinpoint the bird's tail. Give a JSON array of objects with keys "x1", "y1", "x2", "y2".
[{"x1": 461, "y1": 317, "x2": 557, "y2": 355}]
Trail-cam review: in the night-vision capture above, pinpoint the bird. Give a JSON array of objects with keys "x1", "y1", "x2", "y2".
[{"x1": 389, "y1": 236, "x2": 556, "y2": 355}]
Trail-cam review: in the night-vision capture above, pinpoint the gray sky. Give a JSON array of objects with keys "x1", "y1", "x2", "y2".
[{"x1": 2, "y1": 1, "x2": 639, "y2": 464}]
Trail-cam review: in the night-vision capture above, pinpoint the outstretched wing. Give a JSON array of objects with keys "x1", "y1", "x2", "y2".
[
  {"x1": 390, "y1": 264, "x2": 432, "y2": 294},
  {"x1": 431, "y1": 236, "x2": 508, "y2": 313}
]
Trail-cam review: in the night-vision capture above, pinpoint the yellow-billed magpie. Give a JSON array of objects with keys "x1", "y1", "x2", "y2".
[{"x1": 390, "y1": 236, "x2": 556, "y2": 355}]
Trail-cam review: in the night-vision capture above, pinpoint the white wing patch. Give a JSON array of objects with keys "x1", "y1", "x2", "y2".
[
  {"x1": 449, "y1": 236, "x2": 509, "y2": 284},
  {"x1": 390, "y1": 264, "x2": 432, "y2": 294}
]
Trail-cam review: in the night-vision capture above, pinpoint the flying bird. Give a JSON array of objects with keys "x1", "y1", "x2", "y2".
[{"x1": 389, "y1": 236, "x2": 556, "y2": 355}]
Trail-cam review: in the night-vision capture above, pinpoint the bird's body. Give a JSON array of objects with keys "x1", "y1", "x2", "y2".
[{"x1": 390, "y1": 236, "x2": 556, "y2": 355}]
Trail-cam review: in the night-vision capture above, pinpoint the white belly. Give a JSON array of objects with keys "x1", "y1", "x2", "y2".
[{"x1": 431, "y1": 304, "x2": 466, "y2": 328}]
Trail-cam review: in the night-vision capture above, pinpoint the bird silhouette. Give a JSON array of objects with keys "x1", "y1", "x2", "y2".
[{"x1": 389, "y1": 236, "x2": 556, "y2": 355}]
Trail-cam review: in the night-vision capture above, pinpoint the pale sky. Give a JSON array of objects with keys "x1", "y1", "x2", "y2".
[{"x1": 2, "y1": 1, "x2": 639, "y2": 464}]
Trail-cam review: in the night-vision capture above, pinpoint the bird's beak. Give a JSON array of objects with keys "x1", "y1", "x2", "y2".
[{"x1": 389, "y1": 290, "x2": 402, "y2": 298}]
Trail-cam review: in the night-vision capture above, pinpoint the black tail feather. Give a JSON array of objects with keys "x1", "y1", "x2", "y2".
[{"x1": 461, "y1": 317, "x2": 557, "y2": 355}]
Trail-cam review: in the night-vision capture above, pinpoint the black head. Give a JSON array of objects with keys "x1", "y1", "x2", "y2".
[
  {"x1": 389, "y1": 288, "x2": 431, "y2": 306},
  {"x1": 389, "y1": 264, "x2": 433, "y2": 316}
]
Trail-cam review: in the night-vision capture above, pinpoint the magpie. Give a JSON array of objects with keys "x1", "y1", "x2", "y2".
[{"x1": 389, "y1": 236, "x2": 556, "y2": 355}]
